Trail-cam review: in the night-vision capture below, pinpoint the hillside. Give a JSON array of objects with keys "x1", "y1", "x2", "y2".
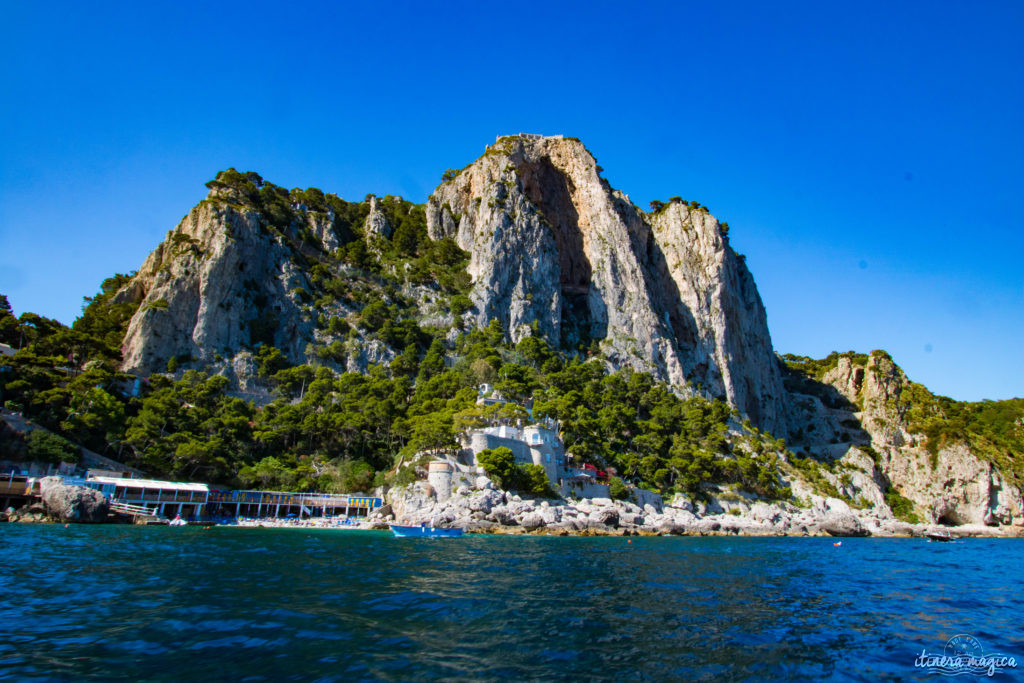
[{"x1": 0, "y1": 134, "x2": 1021, "y2": 530}]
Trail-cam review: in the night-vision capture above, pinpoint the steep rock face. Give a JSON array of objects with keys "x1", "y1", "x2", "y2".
[
  {"x1": 649, "y1": 203, "x2": 785, "y2": 429},
  {"x1": 427, "y1": 134, "x2": 786, "y2": 434},
  {"x1": 790, "y1": 354, "x2": 1023, "y2": 526},
  {"x1": 118, "y1": 198, "x2": 318, "y2": 374}
]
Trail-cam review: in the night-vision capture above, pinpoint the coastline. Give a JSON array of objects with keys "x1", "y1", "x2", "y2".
[{"x1": 375, "y1": 479, "x2": 1024, "y2": 540}]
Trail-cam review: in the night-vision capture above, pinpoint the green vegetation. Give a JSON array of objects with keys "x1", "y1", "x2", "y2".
[
  {"x1": 608, "y1": 476, "x2": 629, "y2": 500},
  {"x1": 784, "y1": 349, "x2": 1024, "y2": 487},
  {"x1": 0, "y1": 168, "x2": 868, "y2": 503},
  {"x1": 647, "y1": 197, "x2": 711, "y2": 215},
  {"x1": 781, "y1": 350, "x2": 870, "y2": 381},
  {"x1": 1, "y1": 286, "x2": 793, "y2": 500},
  {"x1": 27, "y1": 429, "x2": 80, "y2": 464},
  {"x1": 476, "y1": 447, "x2": 554, "y2": 497},
  {"x1": 884, "y1": 488, "x2": 921, "y2": 524}
]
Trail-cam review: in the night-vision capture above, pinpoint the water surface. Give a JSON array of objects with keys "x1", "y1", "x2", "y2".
[{"x1": 1, "y1": 525, "x2": 1021, "y2": 680}]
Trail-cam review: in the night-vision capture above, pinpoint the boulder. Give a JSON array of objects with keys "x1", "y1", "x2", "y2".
[
  {"x1": 821, "y1": 514, "x2": 870, "y2": 537},
  {"x1": 519, "y1": 512, "x2": 544, "y2": 531},
  {"x1": 489, "y1": 507, "x2": 516, "y2": 526},
  {"x1": 656, "y1": 519, "x2": 687, "y2": 535},
  {"x1": 39, "y1": 477, "x2": 109, "y2": 523},
  {"x1": 619, "y1": 512, "x2": 644, "y2": 527},
  {"x1": 468, "y1": 489, "x2": 503, "y2": 513},
  {"x1": 539, "y1": 506, "x2": 562, "y2": 526},
  {"x1": 588, "y1": 508, "x2": 619, "y2": 529}
]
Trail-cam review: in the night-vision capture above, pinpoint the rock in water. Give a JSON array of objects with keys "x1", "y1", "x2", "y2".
[
  {"x1": 39, "y1": 477, "x2": 109, "y2": 523},
  {"x1": 821, "y1": 514, "x2": 870, "y2": 537}
]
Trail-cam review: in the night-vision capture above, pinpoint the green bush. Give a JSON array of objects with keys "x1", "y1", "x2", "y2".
[
  {"x1": 884, "y1": 489, "x2": 921, "y2": 524},
  {"x1": 450, "y1": 294, "x2": 473, "y2": 316},
  {"x1": 608, "y1": 476, "x2": 628, "y2": 500}
]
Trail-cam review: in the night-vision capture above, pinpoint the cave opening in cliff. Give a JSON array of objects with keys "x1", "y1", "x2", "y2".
[{"x1": 937, "y1": 511, "x2": 965, "y2": 526}]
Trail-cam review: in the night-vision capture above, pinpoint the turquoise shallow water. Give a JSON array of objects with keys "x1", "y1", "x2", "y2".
[{"x1": 1, "y1": 525, "x2": 1022, "y2": 681}]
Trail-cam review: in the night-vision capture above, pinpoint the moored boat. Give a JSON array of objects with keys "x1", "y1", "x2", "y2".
[{"x1": 390, "y1": 524, "x2": 464, "y2": 538}]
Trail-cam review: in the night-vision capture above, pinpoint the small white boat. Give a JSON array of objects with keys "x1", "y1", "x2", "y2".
[{"x1": 169, "y1": 515, "x2": 188, "y2": 527}]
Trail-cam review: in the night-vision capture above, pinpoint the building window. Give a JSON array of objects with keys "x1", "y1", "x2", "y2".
[{"x1": 545, "y1": 453, "x2": 551, "y2": 463}]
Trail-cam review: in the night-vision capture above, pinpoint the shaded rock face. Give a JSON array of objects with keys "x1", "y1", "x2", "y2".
[
  {"x1": 39, "y1": 477, "x2": 108, "y2": 523},
  {"x1": 427, "y1": 135, "x2": 786, "y2": 434}
]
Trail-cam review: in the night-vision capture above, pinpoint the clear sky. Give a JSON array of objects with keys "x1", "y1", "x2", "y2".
[{"x1": 1, "y1": 1, "x2": 1021, "y2": 401}]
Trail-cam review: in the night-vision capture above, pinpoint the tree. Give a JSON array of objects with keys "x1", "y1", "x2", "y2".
[
  {"x1": 390, "y1": 344, "x2": 419, "y2": 378},
  {"x1": 415, "y1": 339, "x2": 445, "y2": 384},
  {"x1": 608, "y1": 476, "x2": 629, "y2": 500},
  {"x1": 516, "y1": 463, "x2": 554, "y2": 497},
  {"x1": 27, "y1": 429, "x2": 80, "y2": 464},
  {"x1": 257, "y1": 345, "x2": 290, "y2": 377},
  {"x1": 477, "y1": 447, "x2": 516, "y2": 488}
]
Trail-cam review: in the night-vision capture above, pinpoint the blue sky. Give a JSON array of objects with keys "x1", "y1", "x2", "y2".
[{"x1": 1, "y1": 1, "x2": 1021, "y2": 401}]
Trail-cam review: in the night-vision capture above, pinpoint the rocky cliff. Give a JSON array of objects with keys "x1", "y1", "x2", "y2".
[
  {"x1": 113, "y1": 136, "x2": 787, "y2": 435},
  {"x1": 426, "y1": 134, "x2": 786, "y2": 433},
  {"x1": 784, "y1": 352, "x2": 1023, "y2": 527},
  {"x1": 118, "y1": 197, "x2": 318, "y2": 375}
]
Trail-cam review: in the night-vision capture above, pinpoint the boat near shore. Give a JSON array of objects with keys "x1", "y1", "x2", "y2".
[{"x1": 390, "y1": 524, "x2": 464, "y2": 538}]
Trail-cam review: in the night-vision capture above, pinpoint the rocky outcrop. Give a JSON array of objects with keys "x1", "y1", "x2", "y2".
[
  {"x1": 426, "y1": 135, "x2": 786, "y2": 434},
  {"x1": 786, "y1": 352, "x2": 1024, "y2": 528},
  {"x1": 118, "y1": 199, "x2": 318, "y2": 374},
  {"x1": 362, "y1": 196, "x2": 392, "y2": 240},
  {"x1": 39, "y1": 476, "x2": 108, "y2": 523}
]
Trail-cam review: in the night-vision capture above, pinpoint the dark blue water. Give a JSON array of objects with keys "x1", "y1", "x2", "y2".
[{"x1": 1, "y1": 526, "x2": 1021, "y2": 681}]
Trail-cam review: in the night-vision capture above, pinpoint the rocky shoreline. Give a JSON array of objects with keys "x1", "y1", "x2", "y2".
[{"x1": 375, "y1": 479, "x2": 1024, "y2": 539}]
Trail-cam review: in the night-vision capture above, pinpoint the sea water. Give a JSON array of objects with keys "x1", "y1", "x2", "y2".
[{"x1": 1, "y1": 525, "x2": 1021, "y2": 681}]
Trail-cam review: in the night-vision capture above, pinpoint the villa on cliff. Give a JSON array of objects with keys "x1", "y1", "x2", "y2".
[{"x1": 433, "y1": 385, "x2": 611, "y2": 500}]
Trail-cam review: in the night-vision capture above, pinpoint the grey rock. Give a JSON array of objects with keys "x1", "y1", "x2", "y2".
[
  {"x1": 821, "y1": 514, "x2": 870, "y2": 537},
  {"x1": 39, "y1": 477, "x2": 108, "y2": 523},
  {"x1": 519, "y1": 512, "x2": 544, "y2": 531},
  {"x1": 588, "y1": 508, "x2": 619, "y2": 528}
]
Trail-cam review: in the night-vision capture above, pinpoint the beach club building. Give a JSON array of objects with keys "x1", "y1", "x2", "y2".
[
  {"x1": 206, "y1": 490, "x2": 382, "y2": 520},
  {"x1": 84, "y1": 475, "x2": 210, "y2": 519}
]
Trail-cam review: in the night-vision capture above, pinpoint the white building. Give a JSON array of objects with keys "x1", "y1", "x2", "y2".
[{"x1": 84, "y1": 476, "x2": 209, "y2": 519}]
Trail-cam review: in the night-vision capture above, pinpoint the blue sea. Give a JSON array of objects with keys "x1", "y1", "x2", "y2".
[{"x1": 1, "y1": 525, "x2": 1021, "y2": 681}]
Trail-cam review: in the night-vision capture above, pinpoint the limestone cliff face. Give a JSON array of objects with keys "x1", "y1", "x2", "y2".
[
  {"x1": 118, "y1": 197, "x2": 318, "y2": 374},
  {"x1": 788, "y1": 354, "x2": 1023, "y2": 526},
  {"x1": 426, "y1": 135, "x2": 786, "y2": 434}
]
